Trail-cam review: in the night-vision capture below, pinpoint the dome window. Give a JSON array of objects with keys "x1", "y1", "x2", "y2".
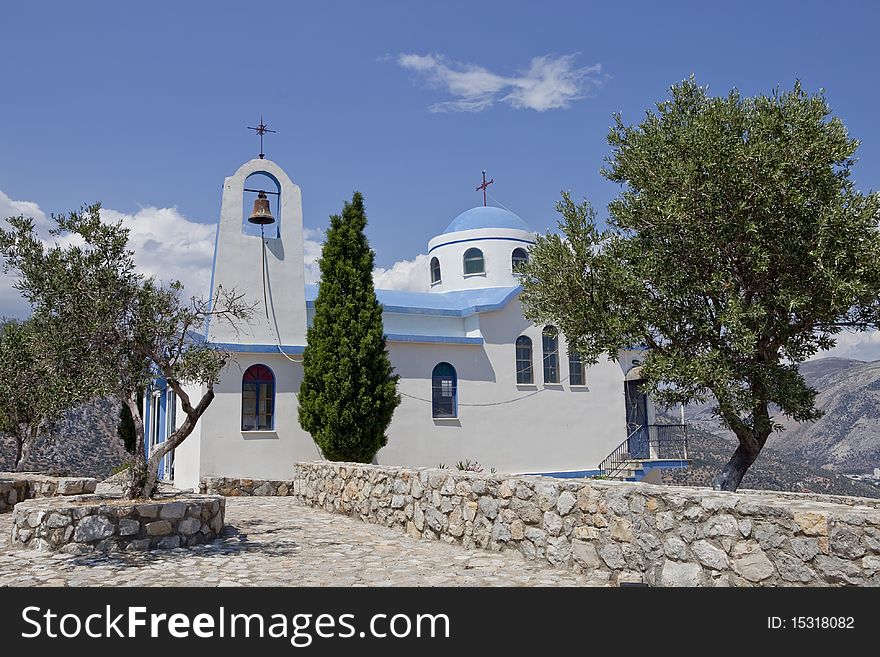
[
  {"x1": 430, "y1": 257, "x2": 442, "y2": 285},
  {"x1": 512, "y1": 247, "x2": 528, "y2": 273},
  {"x1": 463, "y1": 248, "x2": 485, "y2": 276}
]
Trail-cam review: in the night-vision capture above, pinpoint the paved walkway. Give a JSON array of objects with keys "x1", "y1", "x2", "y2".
[{"x1": 0, "y1": 497, "x2": 590, "y2": 587}]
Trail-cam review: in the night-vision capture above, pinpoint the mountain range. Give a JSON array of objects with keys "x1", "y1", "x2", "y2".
[{"x1": 668, "y1": 357, "x2": 880, "y2": 498}]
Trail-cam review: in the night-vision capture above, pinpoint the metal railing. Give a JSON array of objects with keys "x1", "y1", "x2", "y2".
[{"x1": 598, "y1": 424, "x2": 689, "y2": 480}]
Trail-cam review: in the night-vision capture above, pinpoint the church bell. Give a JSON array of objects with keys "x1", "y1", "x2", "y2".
[{"x1": 248, "y1": 191, "x2": 275, "y2": 225}]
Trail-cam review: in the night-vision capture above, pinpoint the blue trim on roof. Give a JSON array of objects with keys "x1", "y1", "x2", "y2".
[
  {"x1": 305, "y1": 284, "x2": 520, "y2": 317},
  {"x1": 386, "y1": 333, "x2": 483, "y2": 345},
  {"x1": 210, "y1": 342, "x2": 306, "y2": 355},
  {"x1": 428, "y1": 236, "x2": 536, "y2": 254},
  {"x1": 443, "y1": 206, "x2": 532, "y2": 234}
]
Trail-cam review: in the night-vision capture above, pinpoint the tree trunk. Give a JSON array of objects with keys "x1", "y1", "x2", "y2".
[
  {"x1": 124, "y1": 382, "x2": 215, "y2": 499},
  {"x1": 122, "y1": 394, "x2": 151, "y2": 499},
  {"x1": 14, "y1": 426, "x2": 39, "y2": 471},
  {"x1": 712, "y1": 427, "x2": 771, "y2": 491},
  {"x1": 13, "y1": 435, "x2": 23, "y2": 470}
]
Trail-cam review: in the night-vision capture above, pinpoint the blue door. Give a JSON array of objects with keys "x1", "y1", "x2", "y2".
[{"x1": 625, "y1": 380, "x2": 649, "y2": 459}]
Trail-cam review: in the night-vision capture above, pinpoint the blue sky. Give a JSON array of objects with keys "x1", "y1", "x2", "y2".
[{"x1": 2, "y1": 1, "x2": 880, "y2": 355}]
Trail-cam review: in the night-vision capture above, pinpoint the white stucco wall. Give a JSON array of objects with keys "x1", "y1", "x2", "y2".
[
  {"x1": 207, "y1": 158, "x2": 307, "y2": 347},
  {"x1": 170, "y1": 383, "x2": 205, "y2": 491},
  {"x1": 173, "y1": 353, "x2": 322, "y2": 489},
  {"x1": 376, "y1": 299, "x2": 629, "y2": 474}
]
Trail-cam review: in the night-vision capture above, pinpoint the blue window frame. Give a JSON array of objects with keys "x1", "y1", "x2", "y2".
[
  {"x1": 569, "y1": 350, "x2": 586, "y2": 386},
  {"x1": 242, "y1": 364, "x2": 275, "y2": 430},
  {"x1": 463, "y1": 248, "x2": 485, "y2": 275},
  {"x1": 515, "y1": 335, "x2": 534, "y2": 384},
  {"x1": 511, "y1": 247, "x2": 528, "y2": 273},
  {"x1": 430, "y1": 256, "x2": 442, "y2": 285},
  {"x1": 542, "y1": 326, "x2": 559, "y2": 383},
  {"x1": 432, "y1": 362, "x2": 457, "y2": 418}
]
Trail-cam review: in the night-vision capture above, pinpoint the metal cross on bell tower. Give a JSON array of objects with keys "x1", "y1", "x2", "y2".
[
  {"x1": 247, "y1": 115, "x2": 276, "y2": 159},
  {"x1": 476, "y1": 170, "x2": 494, "y2": 206}
]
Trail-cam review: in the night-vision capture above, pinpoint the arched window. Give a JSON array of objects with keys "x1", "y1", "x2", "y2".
[
  {"x1": 430, "y1": 256, "x2": 442, "y2": 285},
  {"x1": 569, "y1": 349, "x2": 586, "y2": 386},
  {"x1": 542, "y1": 326, "x2": 559, "y2": 384},
  {"x1": 431, "y1": 362, "x2": 457, "y2": 418},
  {"x1": 463, "y1": 248, "x2": 485, "y2": 276},
  {"x1": 515, "y1": 336, "x2": 534, "y2": 384},
  {"x1": 511, "y1": 247, "x2": 528, "y2": 273},
  {"x1": 242, "y1": 364, "x2": 275, "y2": 431}
]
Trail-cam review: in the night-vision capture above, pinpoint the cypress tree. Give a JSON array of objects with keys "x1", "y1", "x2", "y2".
[{"x1": 298, "y1": 192, "x2": 400, "y2": 462}]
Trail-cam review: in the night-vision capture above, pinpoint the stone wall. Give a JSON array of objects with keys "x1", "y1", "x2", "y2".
[
  {"x1": 11, "y1": 494, "x2": 225, "y2": 553},
  {"x1": 201, "y1": 477, "x2": 291, "y2": 497},
  {"x1": 204, "y1": 462, "x2": 880, "y2": 587},
  {"x1": 0, "y1": 473, "x2": 98, "y2": 512},
  {"x1": 0, "y1": 479, "x2": 29, "y2": 513}
]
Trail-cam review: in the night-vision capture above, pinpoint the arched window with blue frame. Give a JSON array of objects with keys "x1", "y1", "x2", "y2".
[
  {"x1": 463, "y1": 248, "x2": 485, "y2": 275},
  {"x1": 431, "y1": 362, "x2": 457, "y2": 418},
  {"x1": 242, "y1": 364, "x2": 275, "y2": 430},
  {"x1": 515, "y1": 335, "x2": 534, "y2": 384},
  {"x1": 511, "y1": 247, "x2": 528, "y2": 273},
  {"x1": 542, "y1": 325, "x2": 560, "y2": 383}
]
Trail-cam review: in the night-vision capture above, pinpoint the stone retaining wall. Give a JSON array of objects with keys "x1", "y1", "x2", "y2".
[
  {"x1": 0, "y1": 473, "x2": 98, "y2": 512},
  {"x1": 10, "y1": 494, "x2": 225, "y2": 553},
  {"x1": 206, "y1": 462, "x2": 880, "y2": 587},
  {"x1": 201, "y1": 477, "x2": 291, "y2": 497}
]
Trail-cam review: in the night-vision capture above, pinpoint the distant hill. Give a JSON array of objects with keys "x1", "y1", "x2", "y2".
[
  {"x1": 768, "y1": 358, "x2": 880, "y2": 473},
  {"x1": 680, "y1": 357, "x2": 880, "y2": 476},
  {"x1": 0, "y1": 397, "x2": 130, "y2": 478},
  {"x1": 661, "y1": 421, "x2": 880, "y2": 498}
]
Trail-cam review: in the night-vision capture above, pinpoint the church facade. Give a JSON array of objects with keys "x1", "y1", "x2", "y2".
[{"x1": 144, "y1": 158, "x2": 666, "y2": 491}]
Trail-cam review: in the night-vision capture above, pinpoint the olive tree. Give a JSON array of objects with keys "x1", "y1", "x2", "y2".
[
  {"x1": 520, "y1": 80, "x2": 880, "y2": 491},
  {"x1": 0, "y1": 204, "x2": 252, "y2": 497}
]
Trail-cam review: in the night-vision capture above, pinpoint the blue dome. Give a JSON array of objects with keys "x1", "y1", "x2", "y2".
[{"x1": 443, "y1": 206, "x2": 532, "y2": 234}]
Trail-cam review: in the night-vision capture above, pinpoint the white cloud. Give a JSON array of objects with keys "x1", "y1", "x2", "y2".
[
  {"x1": 373, "y1": 253, "x2": 430, "y2": 292},
  {"x1": 302, "y1": 227, "x2": 324, "y2": 285},
  {"x1": 397, "y1": 52, "x2": 607, "y2": 112},
  {"x1": 100, "y1": 206, "x2": 216, "y2": 300},
  {"x1": 0, "y1": 190, "x2": 48, "y2": 318},
  {"x1": 0, "y1": 191, "x2": 216, "y2": 315},
  {"x1": 811, "y1": 330, "x2": 880, "y2": 362},
  {"x1": 1, "y1": 190, "x2": 431, "y2": 320}
]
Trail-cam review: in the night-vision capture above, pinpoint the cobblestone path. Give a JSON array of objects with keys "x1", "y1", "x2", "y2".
[{"x1": 0, "y1": 497, "x2": 590, "y2": 586}]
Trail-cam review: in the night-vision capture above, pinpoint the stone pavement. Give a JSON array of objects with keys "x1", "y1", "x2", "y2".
[{"x1": 0, "y1": 497, "x2": 592, "y2": 587}]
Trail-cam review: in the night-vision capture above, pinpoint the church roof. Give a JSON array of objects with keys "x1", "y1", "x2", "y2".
[
  {"x1": 442, "y1": 206, "x2": 532, "y2": 234},
  {"x1": 305, "y1": 284, "x2": 520, "y2": 317}
]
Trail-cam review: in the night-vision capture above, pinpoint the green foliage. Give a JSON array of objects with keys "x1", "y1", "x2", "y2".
[
  {"x1": 0, "y1": 317, "x2": 73, "y2": 467},
  {"x1": 298, "y1": 192, "x2": 400, "y2": 462},
  {"x1": 110, "y1": 461, "x2": 132, "y2": 475},
  {"x1": 520, "y1": 79, "x2": 880, "y2": 490}
]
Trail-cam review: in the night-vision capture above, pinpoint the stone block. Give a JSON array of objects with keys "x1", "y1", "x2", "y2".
[
  {"x1": 146, "y1": 520, "x2": 173, "y2": 536},
  {"x1": 731, "y1": 542, "x2": 776, "y2": 582},
  {"x1": 74, "y1": 515, "x2": 115, "y2": 542},
  {"x1": 159, "y1": 502, "x2": 187, "y2": 520},
  {"x1": 177, "y1": 517, "x2": 202, "y2": 535},
  {"x1": 119, "y1": 519, "x2": 141, "y2": 536},
  {"x1": 794, "y1": 512, "x2": 828, "y2": 537},
  {"x1": 660, "y1": 560, "x2": 703, "y2": 587}
]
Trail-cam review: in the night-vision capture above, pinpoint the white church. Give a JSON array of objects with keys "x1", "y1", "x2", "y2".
[{"x1": 144, "y1": 156, "x2": 687, "y2": 491}]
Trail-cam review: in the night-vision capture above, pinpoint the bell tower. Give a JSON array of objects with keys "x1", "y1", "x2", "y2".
[{"x1": 206, "y1": 157, "x2": 307, "y2": 348}]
